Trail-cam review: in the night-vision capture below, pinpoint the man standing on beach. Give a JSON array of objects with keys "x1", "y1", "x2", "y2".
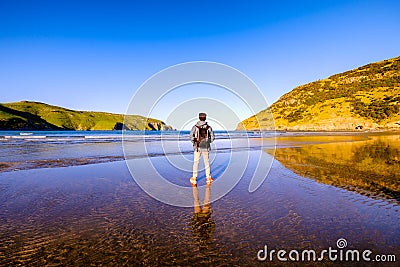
[{"x1": 190, "y1": 112, "x2": 215, "y2": 186}]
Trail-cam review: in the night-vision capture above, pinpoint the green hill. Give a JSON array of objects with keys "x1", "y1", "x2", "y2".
[
  {"x1": 0, "y1": 101, "x2": 171, "y2": 131},
  {"x1": 238, "y1": 56, "x2": 400, "y2": 131}
]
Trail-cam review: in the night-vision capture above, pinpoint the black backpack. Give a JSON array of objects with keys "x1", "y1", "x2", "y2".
[{"x1": 195, "y1": 123, "x2": 210, "y2": 148}]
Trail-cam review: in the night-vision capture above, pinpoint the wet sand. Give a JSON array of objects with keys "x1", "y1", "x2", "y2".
[
  {"x1": 272, "y1": 133, "x2": 400, "y2": 201},
  {"x1": 0, "y1": 134, "x2": 399, "y2": 266}
]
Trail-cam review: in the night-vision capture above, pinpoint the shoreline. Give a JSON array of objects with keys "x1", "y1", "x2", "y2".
[
  {"x1": 2, "y1": 130, "x2": 399, "y2": 204},
  {"x1": 272, "y1": 129, "x2": 400, "y2": 135},
  {"x1": 1, "y1": 128, "x2": 400, "y2": 132},
  {"x1": 1, "y1": 131, "x2": 398, "y2": 173}
]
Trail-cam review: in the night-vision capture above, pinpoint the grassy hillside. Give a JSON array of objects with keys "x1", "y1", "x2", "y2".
[
  {"x1": 0, "y1": 101, "x2": 171, "y2": 131},
  {"x1": 238, "y1": 56, "x2": 400, "y2": 131}
]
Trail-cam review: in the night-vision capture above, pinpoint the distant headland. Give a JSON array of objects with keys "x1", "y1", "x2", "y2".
[{"x1": 0, "y1": 101, "x2": 172, "y2": 131}]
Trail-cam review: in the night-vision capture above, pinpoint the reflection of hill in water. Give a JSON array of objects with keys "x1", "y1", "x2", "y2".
[{"x1": 270, "y1": 134, "x2": 400, "y2": 202}]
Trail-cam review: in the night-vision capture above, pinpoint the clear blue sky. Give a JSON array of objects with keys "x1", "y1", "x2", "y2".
[{"x1": 1, "y1": 0, "x2": 399, "y2": 129}]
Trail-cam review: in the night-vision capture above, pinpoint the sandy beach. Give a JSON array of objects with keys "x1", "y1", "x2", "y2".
[
  {"x1": 2, "y1": 0, "x2": 400, "y2": 265},
  {"x1": 0, "y1": 132, "x2": 399, "y2": 266}
]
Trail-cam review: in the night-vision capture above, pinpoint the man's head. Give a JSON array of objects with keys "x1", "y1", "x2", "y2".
[{"x1": 199, "y1": 112, "x2": 207, "y2": 121}]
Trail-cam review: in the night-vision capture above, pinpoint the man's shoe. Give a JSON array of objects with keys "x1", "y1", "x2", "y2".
[
  {"x1": 206, "y1": 177, "x2": 213, "y2": 185},
  {"x1": 190, "y1": 177, "x2": 197, "y2": 186}
]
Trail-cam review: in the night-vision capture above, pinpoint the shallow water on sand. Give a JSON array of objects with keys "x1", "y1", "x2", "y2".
[
  {"x1": 0, "y1": 130, "x2": 269, "y2": 172},
  {"x1": 0, "y1": 139, "x2": 399, "y2": 265},
  {"x1": 271, "y1": 133, "x2": 400, "y2": 202}
]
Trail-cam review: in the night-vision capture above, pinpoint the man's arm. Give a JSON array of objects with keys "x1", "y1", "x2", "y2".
[
  {"x1": 190, "y1": 126, "x2": 196, "y2": 143},
  {"x1": 208, "y1": 126, "x2": 215, "y2": 142}
]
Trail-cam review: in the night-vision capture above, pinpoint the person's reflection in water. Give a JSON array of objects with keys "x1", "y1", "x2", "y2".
[{"x1": 190, "y1": 183, "x2": 215, "y2": 251}]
